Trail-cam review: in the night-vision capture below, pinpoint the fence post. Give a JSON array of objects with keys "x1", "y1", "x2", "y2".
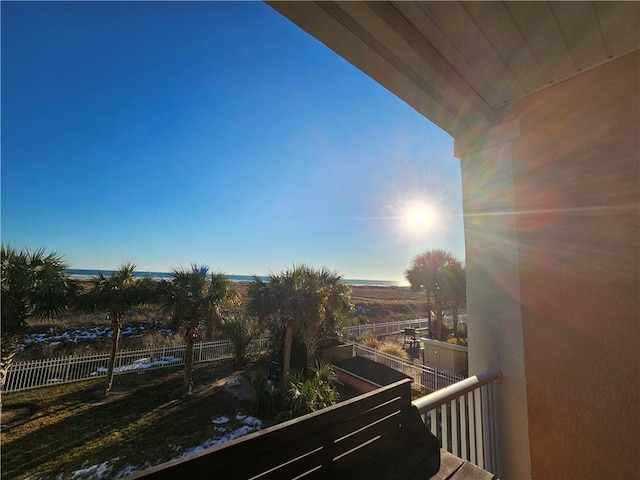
[{"x1": 64, "y1": 356, "x2": 72, "y2": 382}]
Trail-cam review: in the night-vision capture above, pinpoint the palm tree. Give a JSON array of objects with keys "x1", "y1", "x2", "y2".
[
  {"x1": 220, "y1": 311, "x2": 258, "y2": 366},
  {"x1": 246, "y1": 265, "x2": 352, "y2": 381},
  {"x1": 441, "y1": 261, "x2": 466, "y2": 339},
  {"x1": 247, "y1": 266, "x2": 308, "y2": 382},
  {"x1": 1, "y1": 245, "x2": 76, "y2": 396},
  {"x1": 405, "y1": 249, "x2": 461, "y2": 340},
  {"x1": 84, "y1": 263, "x2": 154, "y2": 397},
  {"x1": 299, "y1": 267, "x2": 352, "y2": 368},
  {"x1": 317, "y1": 267, "x2": 353, "y2": 341},
  {"x1": 159, "y1": 265, "x2": 238, "y2": 395},
  {"x1": 205, "y1": 271, "x2": 240, "y2": 339}
]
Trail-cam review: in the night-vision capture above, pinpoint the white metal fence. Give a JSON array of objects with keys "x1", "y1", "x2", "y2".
[
  {"x1": 4, "y1": 337, "x2": 270, "y2": 393},
  {"x1": 412, "y1": 370, "x2": 501, "y2": 474},
  {"x1": 344, "y1": 315, "x2": 467, "y2": 338},
  {"x1": 351, "y1": 343, "x2": 465, "y2": 392}
]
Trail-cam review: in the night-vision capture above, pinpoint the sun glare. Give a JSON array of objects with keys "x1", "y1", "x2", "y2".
[
  {"x1": 412, "y1": 210, "x2": 430, "y2": 226},
  {"x1": 404, "y1": 204, "x2": 437, "y2": 231}
]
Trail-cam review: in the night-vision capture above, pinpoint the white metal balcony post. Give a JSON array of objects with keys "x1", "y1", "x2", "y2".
[
  {"x1": 441, "y1": 402, "x2": 448, "y2": 452},
  {"x1": 412, "y1": 370, "x2": 500, "y2": 472},
  {"x1": 468, "y1": 391, "x2": 477, "y2": 465},
  {"x1": 460, "y1": 394, "x2": 467, "y2": 460},
  {"x1": 451, "y1": 398, "x2": 459, "y2": 456}
]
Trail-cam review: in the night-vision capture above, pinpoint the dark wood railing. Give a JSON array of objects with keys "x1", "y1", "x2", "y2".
[{"x1": 131, "y1": 378, "x2": 440, "y2": 479}]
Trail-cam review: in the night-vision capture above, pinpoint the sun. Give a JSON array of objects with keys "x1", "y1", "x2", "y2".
[
  {"x1": 411, "y1": 210, "x2": 431, "y2": 226},
  {"x1": 404, "y1": 203, "x2": 437, "y2": 231}
]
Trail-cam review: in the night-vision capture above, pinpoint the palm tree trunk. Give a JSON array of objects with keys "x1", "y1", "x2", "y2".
[
  {"x1": 453, "y1": 304, "x2": 459, "y2": 339},
  {"x1": 105, "y1": 315, "x2": 121, "y2": 397},
  {"x1": 282, "y1": 324, "x2": 293, "y2": 386},
  {"x1": 1, "y1": 334, "x2": 18, "y2": 409},
  {"x1": 184, "y1": 332, "x2": 195, "y2": 395},
  {"x1": 426, "y1": 291, "x2": 432, "y2": 339},
  {"x1": 203, "y1": 317, "x2": 214, "y2": 341},
  {"x1": 303, "y1": 329, "x2": 319, "y2": 371}
]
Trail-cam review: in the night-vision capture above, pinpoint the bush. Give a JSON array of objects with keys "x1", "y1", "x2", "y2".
[
  {"x1": 378, "y1": 342, "x2": 409, "y2": 360},
  {"x1": 140, "y1": 331, "x2": 182, "y2": 349},
  {"x1": 251, "y1": 361, "x2": 340, "y2": 420},
  {"x1": 250, "y1": 372, "x2": 287, "y2": 418},
  {"x1": 446, "y1": 337, "x2": 468, "y2": 346},
  {"x1": 287, "y1": 361, "x2": 339, "y2": 417},
  {"x1": 221, "y1": 312, "x2": 258, "y2": 365},
  {"x1": 361, "y1": 334, "x2": 380, "y2": 349}
]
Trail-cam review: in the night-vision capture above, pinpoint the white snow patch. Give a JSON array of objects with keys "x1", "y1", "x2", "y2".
[
  {"x1": 114, "y1": 464, "x2": 138, "y2": 478},
  {"x1": 235, "y1": 413, "x2": 262, "y2": 428},
  {"x1": 90, "y1": 356, "x2": 181, "y2": 376},
  {"x1": 71, "y1": 460, "x2": 114, "y2": 480},
  {"x1": 178, "y1": 414, "x2": 263, "y2": 460},
  {"x1": 180, "y1": 426, "x2": 256, "y2": 458},
  {"x1": 23, "y1": 324, "x2": 175, "y2": 346},
  {"x1": 66, "y1": 415, "x2": 263, "y2": 477}
]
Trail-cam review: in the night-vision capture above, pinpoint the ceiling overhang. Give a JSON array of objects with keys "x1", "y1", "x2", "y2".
[{"x1": 268, "y1": 1, "x2": 640, "y2": 137}]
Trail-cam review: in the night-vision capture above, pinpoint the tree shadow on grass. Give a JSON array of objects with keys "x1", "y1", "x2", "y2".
[
  {"x1": 1, "y1": 402, "x2": 39, "y2": 429},
  {"x1": 2, "y1": 361, "x2": 244, "y2": 479}
]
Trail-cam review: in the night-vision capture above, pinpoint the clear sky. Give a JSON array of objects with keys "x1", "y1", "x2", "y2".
[{"x1": 1, "y1": 1, "x2": 465, "y2": 284}]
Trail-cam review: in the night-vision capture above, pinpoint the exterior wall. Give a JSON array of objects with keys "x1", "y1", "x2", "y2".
[
  {"x1": 420, "y1": 338, "x2": 468, "y2": 375},
  {"x1": 460, "y1": 51, "x2": 639, "y2": 479},
  {"x1": 456, "y1": 122, "x2": 531, "y2": 479},
  {"x1": 508, "y1": 51, "x2": 640, "y2": 480}
]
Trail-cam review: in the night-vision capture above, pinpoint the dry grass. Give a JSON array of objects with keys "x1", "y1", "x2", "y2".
[
  {"x1": 360, "y1": 335, "x2": 380, "y2": 349},
  {"x1": 349, "y1": 285, "x2": 424, "y2": 302},
  {"x1": 378, "y1": 343, "x2": 409, "y2": 360},
  {"x1": 348, "y1": 286, "x2": 427, "y2": 324}
]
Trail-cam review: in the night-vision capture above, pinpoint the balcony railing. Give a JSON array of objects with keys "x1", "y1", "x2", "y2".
[
  {"x1": 412, "y1": 369, "x2": 501, "y2": 474},
  {"x1": 344, "y1": 315, "x2": 468, "y2": 338},
  {"x1": 352, "y1": 343, "x2": 466, "y2": 392}
]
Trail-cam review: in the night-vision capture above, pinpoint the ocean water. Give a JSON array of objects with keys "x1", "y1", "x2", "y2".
[{"x1": 66, "y1": 269, "x2": 398, "y2": 287}]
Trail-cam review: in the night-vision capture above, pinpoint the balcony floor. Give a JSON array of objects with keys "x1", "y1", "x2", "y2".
[{"x1": 435, "y1": 450, "x2": 495, "y2": 480}]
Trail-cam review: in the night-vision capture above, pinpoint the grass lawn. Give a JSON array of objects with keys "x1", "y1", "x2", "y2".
[{"x1": 1, "y1": 359, "x2": 269, "y2": 480}]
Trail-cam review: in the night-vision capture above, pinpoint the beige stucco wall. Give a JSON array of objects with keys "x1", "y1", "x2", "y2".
[
  {"x1": 459, "y1": 51, "x2": 639, "y2": 479},
  {"x1": 457, "y1": 124, "x2": 532, "y2": 479},
  {"x1": 503, "y1": 51, "x2": 640, "y2": 480}
]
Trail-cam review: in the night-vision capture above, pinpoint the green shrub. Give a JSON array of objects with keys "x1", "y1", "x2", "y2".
[
  {"x1": 221, "y1": 312, "x2": 258, "y2": 365},
  {"x1": 249, "y1": 372, "x2": 287, "y2": 418},
  {"x1": 287, "y1": 361, "x2": 339, "y2": 417},
  {"x1": 250, "y1": 361, "x2": 340, "y2": 420}
]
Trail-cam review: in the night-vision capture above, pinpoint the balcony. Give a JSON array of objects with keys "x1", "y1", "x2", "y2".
[{"x1": 131, "y1": 371, "x2": 499, "y2": 479}]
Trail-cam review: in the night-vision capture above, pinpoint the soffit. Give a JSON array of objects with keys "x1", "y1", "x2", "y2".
[{"x1": 268, "y1": 1, "x2": 640, "y2": 137}]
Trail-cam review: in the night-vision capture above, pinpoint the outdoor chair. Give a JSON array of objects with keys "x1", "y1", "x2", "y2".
[{"x1": 403, "y1": 327, "x2": 419, "y2": 349}]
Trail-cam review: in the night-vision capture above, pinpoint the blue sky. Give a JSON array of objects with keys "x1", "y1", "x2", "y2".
[{"x1": 1, "y1": 1, "x2": 464, "y2": 284}]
